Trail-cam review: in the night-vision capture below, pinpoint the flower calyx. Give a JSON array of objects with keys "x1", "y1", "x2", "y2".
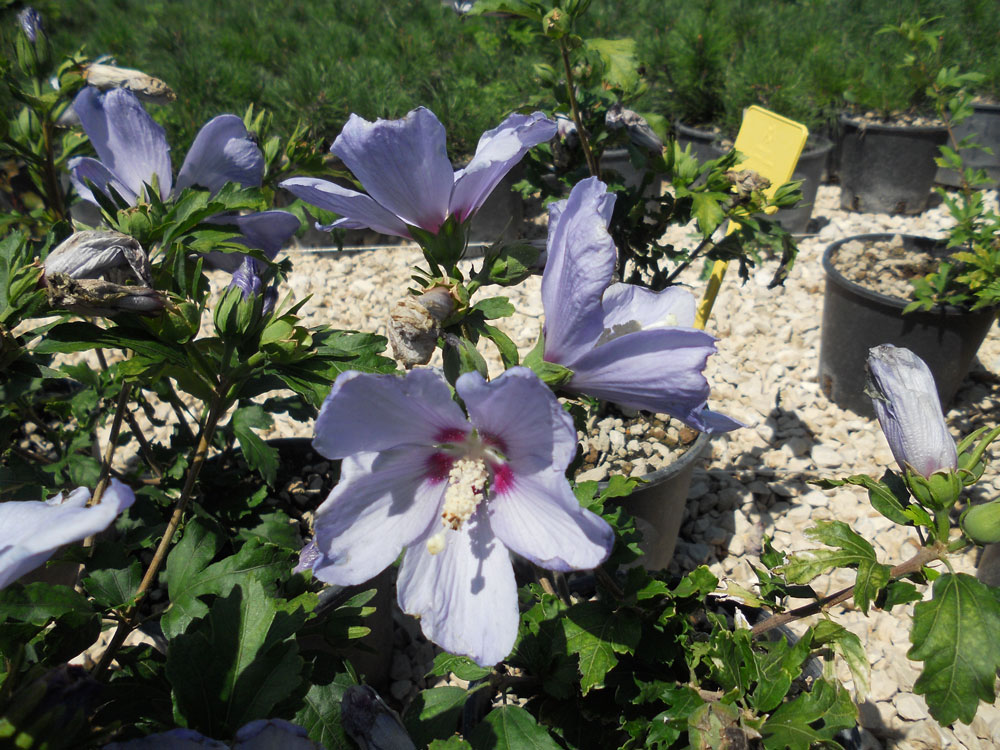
[{"x1": 905, "y1": 467, "x2": 963, "y2": 512}]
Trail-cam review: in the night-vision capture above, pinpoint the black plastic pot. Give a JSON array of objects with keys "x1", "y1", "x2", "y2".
[
  {"x1": 674, "y1": 121, "x2": 724, "y2": 165},
  {"x1": 775, "y1": 136, "x2": 833, "y2": 234},
  {"x1": 936, "y1": 102, "x2": 1000, "y2": 187},
  {"x1": 818, "y1": 235, "x2": 997, "y2": 417},
  {"x1": 602, "y1": 431, "x2": 710, "y2": 570},
  {"x1": 838, "y1": 115, "x2": 948, "y2": 214}
]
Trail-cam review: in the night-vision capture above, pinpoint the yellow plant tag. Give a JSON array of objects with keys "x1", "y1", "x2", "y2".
[{"x1": 695, "y1": 106, "x2": 809, "y2": 329}]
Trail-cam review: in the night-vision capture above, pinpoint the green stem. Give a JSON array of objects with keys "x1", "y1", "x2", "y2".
[
  {"x1": 91, "y1": 381, "x2": 132, "y2": 507},
  {"x1": 91, "y1": 389, "x2": 228, "y2": 681},
  {"x1": 559, "y1": 39, "x2": 599, "y2": 178}
]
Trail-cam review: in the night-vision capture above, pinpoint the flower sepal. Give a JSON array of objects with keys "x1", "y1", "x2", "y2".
[
  {"x1": 524, "y1": 335, "x2": 574, "y2": 387},
  {"x1": 410, "y1": 216, "x2": 468, "y2": 272},
  {"x1": 905, "y1": 468, "x2": 964, "y2": 512}
]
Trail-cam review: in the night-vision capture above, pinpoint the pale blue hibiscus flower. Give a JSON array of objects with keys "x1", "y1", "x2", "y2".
[{"x1": 298, "y1": 367, "x2": 613, "y2": 666}]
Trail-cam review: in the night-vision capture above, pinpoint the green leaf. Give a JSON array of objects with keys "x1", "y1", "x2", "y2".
[
  {"x1": 83, "y1": 561, "x2": 143, "y2": 609},
  {"x1": 293, "y1": 675, "x2": 357, "y2": 750},
  {"x1": 761, "y1": 678, "x2": 857, "y2": 749},
  {"x1": 430, "y1": 738, "x2": 473, "y2": 750},
  {"x1": 430, "y1": 652, "x2": 490, "y2": 682},
  {"x1": 404, "y1": 686, "x2": 468, "y2": 747},
  {"x1": 166, "y1": 580, "x2": 306, "y2": 737},
  {"x1": 230, "y1": 405, "x2": 278, "y2": 485},
  {"x1": 469, "y1": 705, "x2": 562, "y2": 749},
  {"x1": 0, "y1": 583, "x2": 93, "y2": 625},
  {"x1": 34, "y1": 322, "x2": 189, "y2": 366},
  {"x1": 909, "y1": 573, "x2": 1000, "y2": 724},
  {"x1": 779, "y1": 521, "x2": 890, "y2": 613},
  {"x1": 691, "y1": 193, "x2": 726, "y2": 236},
  {"x1": 585, "y1": 37, "x2": 640, "y2": 92},
  {"x1": 883, "y1": 580, "x2": 923, "y2": 610},
  {"x1": 471, "y1": 296, "x2": 514, "y2": 320},
  {"x1": 562, "y1": 601, "x2": 640, "y2": 694},
  {"x1": 812, "y1": 620, "x2": 870, "y2": 701}
]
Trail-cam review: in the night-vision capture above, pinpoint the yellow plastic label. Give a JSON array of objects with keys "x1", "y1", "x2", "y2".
[{"x1": 694, "y1": 106, "x2": 809, "y2": 329}]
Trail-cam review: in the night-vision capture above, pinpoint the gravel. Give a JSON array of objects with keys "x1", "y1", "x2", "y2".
[{"x1": 71, "y1": 181, "x2": 999, "y2": 747}]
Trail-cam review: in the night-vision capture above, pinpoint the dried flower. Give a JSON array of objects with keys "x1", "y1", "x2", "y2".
[
  {"x1": 82, "y1": 62, "x2": 175, "y2": 104},
  {"x1": 44, "y1": 230, "x2": 150, "y2": 285},
  {"x1": 386, "y1": 286, "x2": 455, "y2": 367}
]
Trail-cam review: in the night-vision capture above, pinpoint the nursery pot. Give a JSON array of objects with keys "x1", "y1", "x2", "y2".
[
  {"x1": 818, "y1": 235, "x2": 997, "y2": 417},
  {"x1": 605, "y1": 431, "x2": 710, "y2": 571},
  {"x1": 774, "y1": 136, "x2": 833, "y2": 235},
  {"x1": 838, "y1": 114, "x2": 948, "y2": 214},
  {"x1": 936, "y1": 101, "x2": 1000, "y2": 187},
  {"x1": 674, "y1": 121, "x2": 724, "y2": 165}
]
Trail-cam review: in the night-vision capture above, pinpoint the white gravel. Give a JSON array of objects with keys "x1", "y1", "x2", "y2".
[{"x1": 272, "y1": 183, "x2": 1000, "y2": 748}]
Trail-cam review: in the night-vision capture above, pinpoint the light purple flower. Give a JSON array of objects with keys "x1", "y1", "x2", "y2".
[
  {"x1": 541, "y1": 177, "x2": 739, "y2": 433},
  {"x1": 18, "y1": 8, "x2": 43, "y2": 43},
  {"x1": 867, "y1": 344, "x2": 957, "y2": 478},
  {"x1": 280, "y1": 107, "x2": 556, "y2": 239},
  {"x1": 67, "y1": 87, "x2": 298, "y2": 273},
  {"x1": 301, "y1": 367, "x2": 613, "y2": 666},
  {"x1": 0, "y1": 480, "x2": 135, "y2": 590}
]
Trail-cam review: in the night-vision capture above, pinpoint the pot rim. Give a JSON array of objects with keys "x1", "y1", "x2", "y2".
[
  {"x1": 838, "y1": 112, "x2": 947, "y2": 135},
  {"x1": 597, "y1": 429, "x2": 710, "y2": 489},
  {"x1": 821, "y1": 233, "x2": 992, "y2": 317}
]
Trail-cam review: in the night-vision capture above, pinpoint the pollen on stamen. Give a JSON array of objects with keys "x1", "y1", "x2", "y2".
[{"x1": 440, "y1": 457, "x2": 489, "y2": 531}]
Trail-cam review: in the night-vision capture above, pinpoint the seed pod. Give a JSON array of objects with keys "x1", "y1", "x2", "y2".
[{"x1": 82, "y1": 63, "x2": 176, "y2": 104}]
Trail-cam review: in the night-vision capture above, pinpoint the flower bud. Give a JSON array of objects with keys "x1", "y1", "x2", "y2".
[
  {"x1": 962, "y1": 499, "x2": 1000, "y2": 544},
  {"x1": 387, "y1": 286, "x2": 455, "y2": 368},
  {"x1": 17, "y1": 8, "x2": 42, "y2": 44},
  {"x1": 15, "y1": 7, "x2": 49, "y2": 73},
  {"x1": 866, "y1": 344, "x2": 958, "y2": 479},
  {"x1": 906, "y1": 468, "x2": 963, "y2": 512},
  {"x1": 82, "y1": 63, "x2": 176, "y2": 104}
]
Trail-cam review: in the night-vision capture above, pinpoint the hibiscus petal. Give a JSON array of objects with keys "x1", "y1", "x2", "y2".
[
  {"x1": 280, "y1": 177, "x2": 412, "y2": 238},
  {"x1": 331, "y1": 108, "x2": 453, "y2": 232},
  {"x1": 175, "y1": 114, "x2": 264, "y2": 195},
  {"x1": 73, "y1": 87, "x2": 172, "y2": 198},
  {"x1": 104, "y1": 728, "x2": 227, "y2": 749},
  {"x1": 67, "y1": 156, "x2": 137, "y2": 206},
  {"x1": 541, "y1": 177, "x2": 617, "y2": 364},
  {"x1": 567, "y1": 328, "x2": 740, "y2": 433},
  {"x1": 0, "y1": 480, "x2": 135, "y2": 590},
  {"x1": 457, "y1": 368, "x2": 576, "y2": 474},
  {"x1": 201, "y1": 210, "x2": 301, "y2": 272},
  {"x1": 313, "y1": 370, "x2": 468, "y2": 459},
  {"x1": 600, "y1": 283, "x2": 697, "y2": 332},
  {"x1": 309, "y1": 448, "x2": 445, "y2": 587},
  {"x1": 397, "y1": 508, "x2": 517, "y2": 666},
  {"x1": 490, "y1": 469, "x2": 613, "y2": 571},
  {"x1": 450, "y1": 111, "x2": 556, "y2": 222}
]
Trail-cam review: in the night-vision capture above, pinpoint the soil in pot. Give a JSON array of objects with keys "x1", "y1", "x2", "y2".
[
  {"x1": 838, "y1": 113, "x2": 948, "y2": 214},
  {"x1": 818, "y1": 234, "x2": 997, "y2": 416},
  {"x1": 576, "y1": 412, "x2": 707, "y2": 570}
]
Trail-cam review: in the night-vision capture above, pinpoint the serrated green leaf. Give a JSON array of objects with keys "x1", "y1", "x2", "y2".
[
  {"x1": 83, "y1": 561, "x2": 143, "y2": 609},
  {"x1": 909, "y1": 573, "x2": 1000, "y2": 724},
  {"x1": 471, "y1": 296, "x2": 514, "y2": 319},
  {"x1": 883, "y1": 580, "x2": 923, "y2": 610},
  {"x1": 404, "y1": 686, "x2": 468, "y2": 747},
  {"x1": 166, "y1": 580, "x2": 305, "y2": 737},
  {"x1": 34, "y1": 322, "x2": 189, "y2": 366},
  {"x1": 812, "y1": 620, "x2": 870, "y2": 701},
  {"x1": 0, "y1": 582, "x2": 93, "y2": 625},
  {"x1": 430, "y1": 652, "x2": 490, "y2": 681},
  {"x1": 585, "y1": 37, "x2": 640, "y2": 92},
  {"x1": 469, "y1": 705, "x2": 562, "y2": 749},
  {"x1": 761, "y1": 677, "x2": 857, "y2": 749},
  {"x1": 293, "y1": 675, "x2": 356, "y2": 750},
  {"x1": 429, "y1": 738, "x2": 473, "y2": 750},
  {"x1": 780, "y1": 521, "x2": 889, "y2": 613},
  {"x1": 562, "y1": 601, "x2": 640, "y2": 694},
  {"x1": 691, "y1": 193, "x2": 726, "y2": 236},
  {"x1": 230, "y1": 405, "x2": 278, "y2": 486}
]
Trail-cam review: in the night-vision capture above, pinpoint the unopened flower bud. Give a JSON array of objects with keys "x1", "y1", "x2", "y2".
[
  {"x1": 18, "y1": 8, "x2": 42, "y2": 44},
  {"x1": 82, "y1": 63, "x2": 176, "y2": 104},
  {"x1": 866, "y1": 345, "x2": 957, "y2": 479},
  {"x1": 44, "y1": 230, "x2": 151, "y2": 286},
  {"x1": 387, "y1": 286, "x2": 455, "y2": 367},
  {"x1": 962, "y1": 499, "x2": 1000, "y2": 544}
]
